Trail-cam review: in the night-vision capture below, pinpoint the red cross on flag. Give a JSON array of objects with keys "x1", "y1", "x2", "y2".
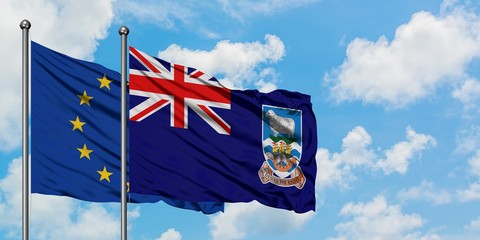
[{"x1": 129, "y1": 47, "x2": 231, "y2": 135}]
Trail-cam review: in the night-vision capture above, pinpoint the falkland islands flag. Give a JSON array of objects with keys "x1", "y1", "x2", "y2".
[{"x1": 129, "y1": 47, "x2": 317, "y2": 213}]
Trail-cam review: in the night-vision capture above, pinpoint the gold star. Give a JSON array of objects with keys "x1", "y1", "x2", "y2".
[
  {"x1": 70, "y1": 116, "x2": 86, "y2": 132},
  {"x1": 97, "y1": 166, "x2": 113, "y2": 182},
  {"x1": 77, "y1": 90, "x2": 93, "y2": 106},
  {"x1": 77, "y1": 144, "x2": 93, "y2": 160},
  {"x1": 97, "y1": 74, "x2": 113, "y2": 90}
]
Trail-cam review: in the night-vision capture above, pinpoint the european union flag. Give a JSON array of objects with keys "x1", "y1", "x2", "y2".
[
  {"x1": 31, "y1": 41, "x2": 223, "y2": 214},
  {"x1": 129, "y1": 47, "x2": 317, "y2": 213}
]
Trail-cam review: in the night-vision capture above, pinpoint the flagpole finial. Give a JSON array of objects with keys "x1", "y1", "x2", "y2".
[
  {"x1": 118, "y1": 26, "x2": 129, "y2": 36},
  {"x1": 20, "y1": 19, "x2": 31, "y2": 30}
]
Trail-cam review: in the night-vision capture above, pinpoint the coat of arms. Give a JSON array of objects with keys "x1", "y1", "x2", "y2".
[{"x1": 259, "y1": 105, "x2": 306, "y2": 189}]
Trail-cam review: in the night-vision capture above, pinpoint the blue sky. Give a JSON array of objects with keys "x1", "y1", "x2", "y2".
[{"x1": 1, "y1": 0, "x2": 480, "y2": 239}]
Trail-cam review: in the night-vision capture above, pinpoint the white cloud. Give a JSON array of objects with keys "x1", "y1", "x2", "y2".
[
  {"x1": 315, "y1": 148, "x2": 355, "y2": 191},
  {"x1": 0, "y1": 0, "x2": 114, "y2": 151},
  {"x1": 468, "y1": 150, "x2": 480, "y2": 178},
  {"x1": 218, "y1": 0, "x2": 319, "y2": 21},
  {"x1": 254, "y1": 68, "x2": 279, "y2": 93},
  {"x1": 155, "y1": 228, "x2": 182, "y2": 240},
  {"x1": 158, "y1": 34, "x2": 285, "y2": 91},
  {"x1": 328, "y1": 196, "x2": 429, "y2": 240},
  {"x1": 126, "y1": 206, "x2": 141, "y2": 232},
  {"x1": 440, "y1": 0, "x2": 459, "y2": 13},
  {"x1": 39, "y1": 202, "x2": 119, "y2": 240},
  {"x1": 326, "y1": 7, "x2": 480, "y2": 108},
  {"x1": 456, "y1": 149, "x2": 480, "y2": 202},
  {"x1": 452, "y1": 78, "x2": 480, "y2": 111},
  {"x1": 128, "y1": 206, "x2": 141, "y2": 219},
  {"x1": 434, "y1": 216, "x2": 480, "y2": 240},
  {"x1": 0, "y1": 157, "x2": 120, "y2": 239},
  {"x1": 465, "y1": 216, "x2": 480, "y2": 233},
  {"x1": 315, "y1": 126, "x2": 375, "y2": 191},
  {"x1": 5, "y1": 0, "x2": 114, "y2": 60},
  {"x1": 375, "y1": 127, "x2": 436, "y2": 175},
  {"x1": 208, "y1": 202, "x2": 314, "y2": 240},
  {"x1": 316, "y1": 126, "x2": 435, "y2": 191},
  {"x1": 455, "y1": 125, "x2": 480, "y2": 154},
  {"x1": 457, "y1": 182, "x2": 480, "y2": 202},
  {"x1": 396, "y1": 180, "x2": 452, "y2": 205},
  {"x1": 340, "y1": 126, "x2": 376, "y2": 167},
  {"x1": 0, "y1": 157, "x2": 23, "y2": 230}
]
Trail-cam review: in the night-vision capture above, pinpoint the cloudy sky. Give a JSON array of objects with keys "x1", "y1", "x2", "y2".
[{"x1": 1, "y1": 0, "x2": 480, "y2": 239}]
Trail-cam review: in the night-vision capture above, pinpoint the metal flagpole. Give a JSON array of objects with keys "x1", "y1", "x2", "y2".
[
  {"x1": 20, "y1": 19, "x2": 31, "y2": 240},
  {"x1": 119, "y1": 25, "x2": 129, "y2": 240}
]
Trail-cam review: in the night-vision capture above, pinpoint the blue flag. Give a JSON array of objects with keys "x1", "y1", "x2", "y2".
[
  {"x1": 129, "y1": 47, "x2": 317, "y2": 213},
  {"x1": 31, "y1": 41, "x2": 223, "y2": 214}
]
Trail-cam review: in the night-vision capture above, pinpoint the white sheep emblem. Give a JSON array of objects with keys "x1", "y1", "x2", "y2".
[{"x1": 265, "y1": 110, "x2": 295, "y2": 138}]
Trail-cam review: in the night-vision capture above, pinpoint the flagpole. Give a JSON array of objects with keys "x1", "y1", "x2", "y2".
[
  {"x1": 119, "y1": 25, "x2": 129, "y2": 240},
  {"x1": 20, "y1": 19, "x2": 31, "y2": 240}
]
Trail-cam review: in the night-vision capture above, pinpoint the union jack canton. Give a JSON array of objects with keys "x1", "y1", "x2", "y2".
[{"x1": 129, "y1": 47, "x2": 231, "y2": 135}]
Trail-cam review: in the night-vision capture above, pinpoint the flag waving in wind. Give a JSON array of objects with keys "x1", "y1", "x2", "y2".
[
  {"x1": 31, "y1": 41, "x2": 223, "y2": 214},
  {"x1": 129, "y1": 47, "x2": 318, "y2": 213},
  {"x1": 129, "y1": 46, "x2": 231, "y2": 134}
]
